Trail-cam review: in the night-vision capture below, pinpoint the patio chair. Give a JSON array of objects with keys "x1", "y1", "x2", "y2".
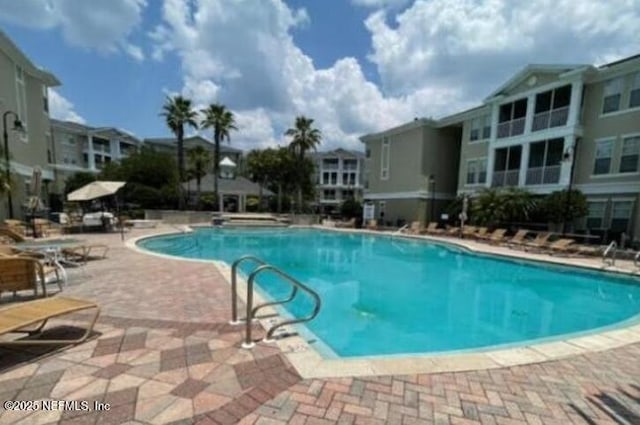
[
  {"x1": 0, "y1": 226, "x2": 26, "y2": 243},
  {"x1": 0, "y1": 296, "x2": 100, "y2": 345},
  {"x1": 445, "y1": 226, "x2": 461, "y2": 236},
  {"x1": 524, "y1": 232, "x2": 551, "y2": 251},
  {"x1": 421, "y1": 222, "x2": 445, "y2": 235},
  {"x1": 33, "y1": 218, "x2": 64, "y2": 237},
  {"x1": 571, "y1": 244, "x2": 602, "y2": 256},
  {"x1": 461, "y1": 226, "x2": 478, "y2": 238},
  {"x1": 479, "y1": 228, "x2": 507, "y2": 244},
  {"x1": 547, "y1": 238, "x2": 576, "y2": 254},
  {"x1": 505, "y1": 229, "x2": 530, "y2": 248},
  {"x1": 0, "y1": 247, "x2": 65, "y2": 291},
  {"x1": 61, "y1": 244, "x2": 109, "y2": 263},
  {"x1": 366, "y1": 219, "x2": 378, "y2": 230},
  {"x1": 0, "y1": 257, "x2": 47, "y2": 300},
  {"x1": 335, "y1": 218, "x2": 356, "y2": 229},
  {"x1": 4, "y1": 220, "x2": 26, "y2": 236},
  {"x1": 471, "y1": 227, "x2": 489, "y2": 239}
]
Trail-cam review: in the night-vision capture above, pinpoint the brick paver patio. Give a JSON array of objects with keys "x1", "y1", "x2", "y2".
[{"x1": 0, "y1": 227, "x2": 639, "y2": 424}]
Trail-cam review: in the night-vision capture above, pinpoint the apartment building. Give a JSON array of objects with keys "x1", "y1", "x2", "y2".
[
  {"x1": 362, "y1": 54, "x2": 640, "y2": 241},
  {"x1": 0, "y1": 30, "x2": 60, "y2": 219},
  {"x1": 310, "y1": 148, "x2": 365, "y2": 214},
  {"x1": 49, "y1": 119, "x2": 142, "y2": 194},
  {"x1": 360, "y1": 120, "x2": 461, "y2": 226}
]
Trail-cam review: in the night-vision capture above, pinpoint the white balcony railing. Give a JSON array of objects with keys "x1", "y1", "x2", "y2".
[
  {"x1": 491, "y1": 170, "x2": 520, "y2": 187},
  {"x1": 531, "y1": 107, "x2": 569, "y2": 132},
  {"x1": 497, "y1": 117, "x2": 526, "y2": 139},
  {"x1": 525, "y1": 165, "x2": 561, "y2": 185}
]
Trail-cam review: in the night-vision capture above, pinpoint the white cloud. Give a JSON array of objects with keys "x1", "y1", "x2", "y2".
[
  {"x1": 366, "y1": 0, "x2": 640, "y2": 99},
  {"x1": 0, "y1": 0, "x2": 147, "y2": 60},
  {"x1": 49, "y1": 89, "x2": 86, "y2": 124},
  {"x1": 351, "y1": 0, "x2": 411, "y2": 8}
]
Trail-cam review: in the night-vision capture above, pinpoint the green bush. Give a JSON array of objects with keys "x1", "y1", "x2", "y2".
[
  {"x1": 340, "y1": 198, "x2": 362, "y2": 219},
  {"x1": 542, "y1": 190, "x2": 588, "y2": 223},
  {"x1": 471, "y1": 188, "x2": 538, "y2": 226}
]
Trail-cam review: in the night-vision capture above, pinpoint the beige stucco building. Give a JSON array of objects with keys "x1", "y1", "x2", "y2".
[
  {"x1": 362, "y1": 54, "x2": 640, "y2": 242},
  {"x1": 0, "y1": 30, "x2": 60, "y2": 219}
]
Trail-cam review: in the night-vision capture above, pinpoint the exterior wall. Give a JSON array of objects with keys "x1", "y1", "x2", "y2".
[
  {"x1": 0, "y1": 48, "x2": 56, "y2": 219},
  {"x1": 423, "y1": 126, "x2": 462, "y2": 197},
  {"x1": 313, "y1": 149, "x2": 365, "y2": 211},
  {"x1": 504, "y1": 72, "x2": 564, "y2": 97}
]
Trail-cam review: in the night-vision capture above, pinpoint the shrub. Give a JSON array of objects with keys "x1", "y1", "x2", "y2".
[
  {"x1": 471, "y1": 188, "x2": 538, "y2": 226},
  {"x1": 340, "y1": 198, "x2": 362, "y2": 219},
  {"x1": 542, "y1": 190, "x2": 588, "y2": 223}
]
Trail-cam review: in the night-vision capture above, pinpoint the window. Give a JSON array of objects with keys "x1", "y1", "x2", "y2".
[
  {"x1": 323, "y1": 189, "x2": 336, "y2": 200},
  {"x1": 466, "y1": 158, "x2": 487, "y2": 185},
  {"x1": 586, "y1": 201, "x2": 606, "y2": 229},
  {"x1": 602, "y1": 77, "x2": 623, "y2": 113},
  {"x1": 497, "y1": 98, "x2": 527, "y2": 138},
  {"x1": 15, "y1": 65, "x2": 27, "y2": 140},
  {"x1": 492, "y1": 146, "x2": 522, "y2": 186},
  {"x1": 532, "y1": 85, "x2": 571, "y2": 131},
  {"x1": 610, "y1": 201, "x2": 633, "y2": 232},
  {"x1": 322, "y1": 172, "x2": 329, "y2": 185},
  {"x1": 381, "y1": 137, "x2": 390, "y2": 180},
  {"x1": 469, "y1": 115, "x2": 491, "y2": 141},
  {"x1": 342, "y1": 172, "x2": 356, "y2": 185},
  {"x1": 526, "y1": 138, "x2": 563, "y2": 185},
  {"x1": 630, "y1": 73, "x2": 640, "y2": 108},
  {"x1": 593, "y1": 140, "x2": 613, "y2": 175},
  {"x1": 322, "y1": 158, "x2": 339, "y2": 169},
  {"x1": 620, "y1": 136, "x2": 640, "y2": 173},
  {"x1": 365, "y1": 148, "x2": 371, "y2": 158}
]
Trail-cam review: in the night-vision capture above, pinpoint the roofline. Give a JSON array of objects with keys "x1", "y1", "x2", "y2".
[
  {"x1": 0, "y1": 30, "x2": 61, "y2": 86},
  {"x1": 360, "y1": 118, "x2": 437, "y2": 142},
  {"x1": 598, "y1": 53, "x2": 640, "y2": 69}
]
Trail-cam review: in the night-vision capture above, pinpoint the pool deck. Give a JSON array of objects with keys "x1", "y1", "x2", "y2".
[{"x1": 0, "y1": 225, "x2": 639, "y2": 424}]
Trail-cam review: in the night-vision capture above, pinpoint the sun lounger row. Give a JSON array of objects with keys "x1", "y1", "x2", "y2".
[{"x1": 403, "y1": 222, "x2": 603, "y2": 256}]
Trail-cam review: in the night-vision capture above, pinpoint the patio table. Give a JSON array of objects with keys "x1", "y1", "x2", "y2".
[{"x1": 12, "y1": 238, "x2": 88, "y2": 287}]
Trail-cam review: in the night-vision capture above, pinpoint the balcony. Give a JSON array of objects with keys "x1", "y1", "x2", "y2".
[
  {"x1": 531, "y1": 107, "x2": 569, "y2": 132},
  {"x1": 497, "y1": 117, "x2": 525, "y2": 139},
  {"x1": 525, "y1": 165, "x2": 561, "y2": 185},
  {"x1": 491, "y1": 170, "x2": 519, "y2": 187}
]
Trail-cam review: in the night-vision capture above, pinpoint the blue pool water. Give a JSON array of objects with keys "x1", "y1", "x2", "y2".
[{"x1": 139, "y1": 228, "x2": 640, "y2": 357}]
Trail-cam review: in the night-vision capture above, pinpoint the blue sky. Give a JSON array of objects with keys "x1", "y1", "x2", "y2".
[{"x1": 0, "y1": 0, "x2": 638, "y2": 151}]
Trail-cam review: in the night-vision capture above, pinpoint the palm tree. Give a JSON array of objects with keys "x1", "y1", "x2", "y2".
[
  {"x1": 160, "y1": 95, "x2": 198, "y2": 209},
  {"x1": 285, "y1": 115, "x2": 321, "y2": 212},
  {"x1": 200, "y1": 104, "x2": 237, "y2": 210},
  {"x1": 187, "y1": 146, "x2": 211, "y2": 209}
]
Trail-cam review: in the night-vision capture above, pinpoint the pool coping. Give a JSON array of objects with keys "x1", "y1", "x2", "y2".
[{"x1": 127, "y1": 226, "x2": 640, "y2": 378}]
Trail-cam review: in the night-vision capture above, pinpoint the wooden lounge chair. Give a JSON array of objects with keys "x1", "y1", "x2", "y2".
[
  {"x1": 461, "y1": 226, "x2": 478, "y2": 238},
  {"x1": 421, "y1": 222, "x2": 445, "y2": 235},
  {"x1": 479, "y1": 228, "x2": 507, "y2": 243},
  {"x1": 524, "y1": 232, "x2": 551, "y2": 250},
  {"x1": 505, "y1": 229, "x2": 529, "y2": 247},
  {"x1": 0, "y1": 257, "x2": 47, "y2": 300},
  {"x1": 0, "y1": 297, "x2": 99, "y2": 345},
  {"x1": 472, "y1": 227, "x2": 489, "y2": 239},
  {"x1": 4, "y1": 220, "x2": 26, "y2": 237},
  {"x1": 0, "y1": 226, "x2": 25, "y2": 243},
  {"x1": 334, "y1": 218, "x2": 356, "y2": 229},
  {"x1": 0, "y1": 248, "x2": 65, "y2": 290},
  {"x1": 445, "y1": 226, "x2": 461, "y2": 236},
  {"x1": 547, "y1": 238, "x2": 576, "y2": 254},
  {"x1": 571, "y1": 244, "x2": 602, "y2": 256},
  {"x1": 366, "y1": 219, "x2": 378, "y2": 230}
]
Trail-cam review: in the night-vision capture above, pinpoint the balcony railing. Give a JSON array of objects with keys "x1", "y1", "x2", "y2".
[
  {"x1": 525, "y1": 165, "x2": 561, "y2": 185},
  {"x1": 322, "y1": 163, "x2": 339, "y2": 170},
  {"x1": 531, "y1": 107, "x2": 569, "y2": 132},
  {"x1": 497, "y1": 117, "x2": 526, "y2": 139},
  {"x1": 491, "y1": 170, "x2": 520, "y2": 187}
]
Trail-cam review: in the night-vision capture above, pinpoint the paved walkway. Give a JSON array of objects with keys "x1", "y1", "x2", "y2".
[{"x1": 0, "y1": 227, "x2": 639, "y2": 425}]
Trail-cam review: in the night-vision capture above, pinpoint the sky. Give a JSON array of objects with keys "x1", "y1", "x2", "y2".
[{"x1": 0, "y1": 0, "x2": 639, "y2": 152}]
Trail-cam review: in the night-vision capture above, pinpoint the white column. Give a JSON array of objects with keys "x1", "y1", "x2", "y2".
[
  {"x1": 559, "y1": 135, "x2": 575, "y2": 186},
  {"x1": 518, "y1": 143, "x2": 530, "y2": 187},
  {"x1": 87, "y1": 134, "x2": 96, "y2": 170},
  {"x1": 489, "y1": 102, "x2": 500, "y2": 141},
  {"x1": 524, "y1": 94, "x2": 536, "y2": 135},
  {"x1": 112, "y1": 138, "x2": 121, "y2": 160},
  {"x1": 486, "y1": 148, "x2": 495, "y2": 188},
  {"x1": 567, "y1": 81, "x2": 584, "y2": 127}
]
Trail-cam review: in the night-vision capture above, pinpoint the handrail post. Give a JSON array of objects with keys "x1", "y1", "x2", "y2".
[
  {"x1": 230, "y1": 255, "x2": 267, "y2": 325},
  {"x1": 241, "y1": 271, "x2": 257, "y2": 349}
]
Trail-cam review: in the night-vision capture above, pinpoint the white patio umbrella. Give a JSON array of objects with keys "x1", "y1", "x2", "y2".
[
  {"x1": 28, "y1": 167, "x2": 43, "y2": 237},
  {"x1": 67, "y1": 181, "x2": 126, "y2": 241},
  {"x1": 67, "y1": 181, "x2": 126, "y2": 202}
]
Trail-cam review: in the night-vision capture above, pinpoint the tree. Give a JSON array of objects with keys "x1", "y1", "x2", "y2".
[
  {"x1": 160, "y1": 95, "x2": 198, "y2": 209},
  {"x1": 340, "y1": 198, "x2": 362, "y2": 219},
  {"x1": 64, "y1": 172, "x2": 97, "y2": 195},
  {"x1": 187, "y1": 146, "x2": 211, "y2": 208},
  {"x1": 245, "y1": 147, "x2": 299, "y2": 213},
  {"x1": 285, "y1": 116, "x2": 321, "y2": 212},
  {"x1": 471, "y1": 187, "x2": 538, "y2": 226},
  {"x1": 200, "y1": 104, "x2": 237, "y2": 210},
  {"x1": 542, "y1": 189, "x2": 588, "y2": 224}
]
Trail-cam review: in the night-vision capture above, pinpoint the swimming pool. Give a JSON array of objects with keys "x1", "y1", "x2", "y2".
[{"x1": 139, "y1": 227, "x2": 640, "y2": 358}]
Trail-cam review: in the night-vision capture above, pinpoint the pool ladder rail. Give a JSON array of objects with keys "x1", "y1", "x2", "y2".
[
  {"x1": 602, "y1": 241, "x2": 617, "y2": 267},
  {"x1": 229, "y1": 255, "x2": 322, "y2": 349}
]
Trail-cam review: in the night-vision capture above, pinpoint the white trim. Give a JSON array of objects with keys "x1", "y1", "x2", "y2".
[
  {"x1": 364, "y1": 191, "x2": 456, "y2": 201},
  {"x1": 487, "y1": 76, "x2": 583, "y2": 105},
  {"x1": 575, "y1": 181, "x2": 640, "y2": 195},
  {"x1": 380, "y1": 138, "x2": 390, "y2": 180},
  {"x1": 598, "y1": 103, "x2": 640, "y2": 119},
  {"x1": 490, "y1": 124, "x2": 580, "y2": 148},
  {"x1": 590, "y1": 172, "x2": 640, "y2": 179}
]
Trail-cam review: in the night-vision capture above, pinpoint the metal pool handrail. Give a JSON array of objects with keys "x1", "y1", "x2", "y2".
[
  {"x1": 230, "y1": 255, "x2": 268, "y2": 324},
  {"x1": 603, "y1": 241, "x2": 617, "y2": 266},
  {"x1": 634, "y1": 251, "x2": 639, "y2": 269},
  {"x1": 242, "y1": 264, "x2": 321, "y2": 349}
]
